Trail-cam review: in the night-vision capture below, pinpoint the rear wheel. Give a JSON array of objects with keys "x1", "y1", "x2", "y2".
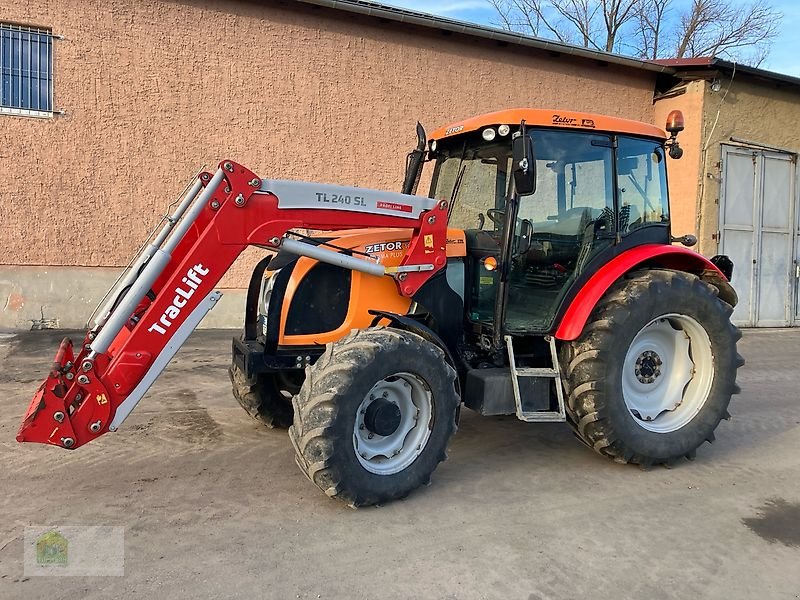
[
  {"x1": 228, "y1": 364, "x2": 296, "y2": 429},
  {"x1": 562, "y1": 269, "x2": 743, "y2": 466},
  {"x1": 289, "y1": 328, "x2": 459, "y2": 507}
]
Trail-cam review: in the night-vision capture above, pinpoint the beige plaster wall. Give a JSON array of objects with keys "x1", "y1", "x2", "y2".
[
  {"x1": 0, "y1": 0, "x2": 658, "y2": 328},
  {"x1": 697, "y1": 75, "x2": 800, "y2": 255},
  {"x1": 654, "y1": 80, "x2": 706, "y2": 239}
]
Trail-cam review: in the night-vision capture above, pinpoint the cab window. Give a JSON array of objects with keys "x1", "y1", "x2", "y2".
[
  {"x1": 430, "y1": 141, "x2": 513, "y2": 231},
  {"x1": 616, "y1": 136, "x2": 669, "y2": 233}
]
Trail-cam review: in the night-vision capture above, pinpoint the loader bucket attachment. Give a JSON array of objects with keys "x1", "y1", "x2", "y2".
[{"x1": 16, "y1": 159, "x2": 448, "y2": 450}]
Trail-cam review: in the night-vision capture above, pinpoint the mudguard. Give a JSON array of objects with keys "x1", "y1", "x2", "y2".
[{"x1": 555, "y1": 244, "x2": 737, "y2": 341}]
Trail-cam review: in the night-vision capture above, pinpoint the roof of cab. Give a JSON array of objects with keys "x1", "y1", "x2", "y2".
[{"x1": 430, "y1": 108, "x2": 666, "y2": 141}]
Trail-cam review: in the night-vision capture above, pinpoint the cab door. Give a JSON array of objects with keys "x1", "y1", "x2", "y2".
[{"x1": 504, "y1": 130, "x2": 615, "y2": 333}]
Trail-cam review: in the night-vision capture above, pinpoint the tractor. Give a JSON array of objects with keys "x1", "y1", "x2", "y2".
[{"x1": 18, "y1": 108, "x2": 743, "y2": 508}]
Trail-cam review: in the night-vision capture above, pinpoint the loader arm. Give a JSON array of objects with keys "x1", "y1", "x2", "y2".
[{"x1": 17, "y1": 160, "x2": 448, "y2": 449}]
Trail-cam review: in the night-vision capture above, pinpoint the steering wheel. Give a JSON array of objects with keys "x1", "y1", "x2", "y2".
[{"x1": 486, "y1": 208, "x2": 505, "y2": 227}]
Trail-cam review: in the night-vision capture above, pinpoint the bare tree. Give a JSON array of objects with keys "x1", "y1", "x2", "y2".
[
  {"x1": 490, "y1": 0, "x2": 782, "y2": 64},
  {"x1": 634, "y1": 0, "x2": 670, "y2": 59},
  {"x1": 674, "y1": 0, "x2": 780, "y2": 64},
  {"x1": 489, "y1": 0, "x2": 640, "y2": 52}
]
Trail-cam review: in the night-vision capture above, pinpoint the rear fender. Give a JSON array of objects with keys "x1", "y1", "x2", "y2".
[{"x1": 555, "y1": 244, "x2": 737, "y2": 341}]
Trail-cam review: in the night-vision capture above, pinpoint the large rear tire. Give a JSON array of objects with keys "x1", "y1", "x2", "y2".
[
  {"x1": 289, "y1": 328, "x2": 459, "y2": 507},
  {"x1": 561, "y1": 269, "x2": 743, "y2": 466},
  {"x1": 229, "y1": 364, "x2": 295, "y2": 429}
]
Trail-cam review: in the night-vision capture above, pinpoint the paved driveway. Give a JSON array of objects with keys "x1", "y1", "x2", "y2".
[{"x1": 1, "y1": 329, "x2": 798, "y2": 599}]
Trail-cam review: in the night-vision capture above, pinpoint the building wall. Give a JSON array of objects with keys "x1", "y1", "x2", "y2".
[
  {"x1": 0, "y1": 0, "x2": 658, "y2": 329},
  {"x1": 654, "y1": 80, "x2": 706, "y2": 239},
  {"x1": 697, "y1": 76, "x2": 800, "y2": 255}
]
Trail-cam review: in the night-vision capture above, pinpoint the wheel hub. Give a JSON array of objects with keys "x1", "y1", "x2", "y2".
[
  {"x1": 364, "y1": 398, "x2": 402, "y2": 436},
  {"x1": 353, "y1": 373, "x2": 434, "y2": 476},
  {"x1": 621, "y1": 314, "x2": 714, "y2": 433},
  {"x1": 635, "y1": 350, "x2": 662, "y2": 383}
]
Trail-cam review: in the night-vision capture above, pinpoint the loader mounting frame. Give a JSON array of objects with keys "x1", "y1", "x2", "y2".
[{"x1": 17, "y1": 160, "x2": 448, "y2": 449}]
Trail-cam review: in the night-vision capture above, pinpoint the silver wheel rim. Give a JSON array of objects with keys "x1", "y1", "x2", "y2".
[
  {"x1": 622, "y1": 314, "x2": 714, "y2": 434},
  {"x1": 353, "y1": 372, "x2": 433, "y2": 475}
]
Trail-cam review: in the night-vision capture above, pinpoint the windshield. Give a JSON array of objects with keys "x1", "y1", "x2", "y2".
[{"x1": 430, "y1": 140, "x2": 513, "y2": 230}]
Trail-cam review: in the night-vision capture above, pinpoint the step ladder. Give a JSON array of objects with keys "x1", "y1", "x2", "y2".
[{"x1": 504, "y1": 335, "x2": 567, "y2": 423}]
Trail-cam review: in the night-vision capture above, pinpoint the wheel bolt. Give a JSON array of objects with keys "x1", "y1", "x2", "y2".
[
  {"x1": 368, "y1": 432, "x2": 374, "y2": 439},
  {"x1": 359, "y1": 424, "x2": 365, "y2": 430},
  {"x1": 382, "y1": 391, "x2": 388, "y2": 398}
]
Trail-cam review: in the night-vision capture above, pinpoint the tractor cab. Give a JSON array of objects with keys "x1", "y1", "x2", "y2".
[{"x1": 427, "y1": 109, "x2": 673, "y2": 340}]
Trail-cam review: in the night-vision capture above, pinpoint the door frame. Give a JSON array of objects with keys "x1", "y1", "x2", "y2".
[{"x1": 718, "y1": 143, "x2": 798, "y2": 327}]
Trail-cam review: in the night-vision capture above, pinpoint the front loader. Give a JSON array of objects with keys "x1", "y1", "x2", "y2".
[{"x1": 18, "y1": 108, "x2": 743, "y2": 507}]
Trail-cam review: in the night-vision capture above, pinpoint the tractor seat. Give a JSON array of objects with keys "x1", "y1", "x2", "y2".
[{"x1": 464, "y1": 228, "x2": 502, "y2": 256}]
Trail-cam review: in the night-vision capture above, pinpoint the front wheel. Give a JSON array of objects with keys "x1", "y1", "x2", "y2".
[
  {"x1": 562, "y1": 269, "x2": 743, "y2": 466},
  {"x1": 289, "y1": 328, "x2": 459, "y2": 507},
  {"x1": 228, "y1": 365, "x2": 296, "y2": 429}
]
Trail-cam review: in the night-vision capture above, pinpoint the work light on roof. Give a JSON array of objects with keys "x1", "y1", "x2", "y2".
[
  {"x1": 482, "y1": 128, "x2": 496, "y2": 141},
  {"x1": 498, "y1": 124, "x2": 510, "y2": 136}
]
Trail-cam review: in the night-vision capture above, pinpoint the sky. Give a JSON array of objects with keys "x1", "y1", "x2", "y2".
[{"x1": 377, "y1": 0, "x2": 800, "y2": 77}]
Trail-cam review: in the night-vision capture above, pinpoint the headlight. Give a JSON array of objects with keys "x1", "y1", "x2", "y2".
[
  {"x1": 260, "y1": 272, "x2": 278, "y2": 336},
  {"x1": 261, "y1": 271, "x2": 277, "y2": 316}
]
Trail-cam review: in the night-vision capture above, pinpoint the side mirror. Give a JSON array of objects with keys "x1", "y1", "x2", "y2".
[
  {"x1": 512, "y1": 134, "x2": 536, "y2": 195},
  {"x1": 402, "y1": 122, "x2": 427, "y2": 195}
]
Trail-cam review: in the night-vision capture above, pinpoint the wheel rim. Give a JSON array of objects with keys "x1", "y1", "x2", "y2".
[
  {"x1": 622, "y1": 314, "x2": 714, "y2": 433},
  {"x1": 353, "y1": 372, "x2": 433, "y2": 475}
]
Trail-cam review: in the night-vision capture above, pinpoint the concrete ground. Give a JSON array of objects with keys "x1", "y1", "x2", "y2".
[{"x1": 0, "y1": 329, "x2": 798, "y2": 599}]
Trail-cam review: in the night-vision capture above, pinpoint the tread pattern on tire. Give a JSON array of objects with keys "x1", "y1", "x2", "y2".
[
  {"x1": 289, "y1": 327, "x2": 458, "y2": 507},
  {"x1": 229, "y1": 364, "x2": 293, "y2": 429},
  {"x1": 560, "y1": 269, "x2": 743, "y2": 466}
]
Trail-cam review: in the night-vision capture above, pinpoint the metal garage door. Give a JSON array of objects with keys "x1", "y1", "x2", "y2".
[{"x1": 719, "y1": 145, "x2": 797, "y2": 327}]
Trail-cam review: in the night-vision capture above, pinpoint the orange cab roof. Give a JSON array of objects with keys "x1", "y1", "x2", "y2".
[{"x1": 430, "y1": 108, "x2": 666, "y2": 141}]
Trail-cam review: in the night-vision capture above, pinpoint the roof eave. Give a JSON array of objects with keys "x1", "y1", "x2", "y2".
[{"x1": 294, "y1": 0, "x2": 674, "y2": 75}]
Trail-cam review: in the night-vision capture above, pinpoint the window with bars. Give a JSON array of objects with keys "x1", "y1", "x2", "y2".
[{"x1": 0, "y1": 23, "x2": 54, "y2": 116}]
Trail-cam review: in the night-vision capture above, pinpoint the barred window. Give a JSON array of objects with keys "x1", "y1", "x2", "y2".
[{"x1": 1, "y1": 23, "x2": 54, "y2": 116}]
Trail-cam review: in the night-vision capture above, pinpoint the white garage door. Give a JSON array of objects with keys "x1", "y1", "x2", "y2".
[{"x1": 719, "y1": 145, "x2": 797, "y2": 327}]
